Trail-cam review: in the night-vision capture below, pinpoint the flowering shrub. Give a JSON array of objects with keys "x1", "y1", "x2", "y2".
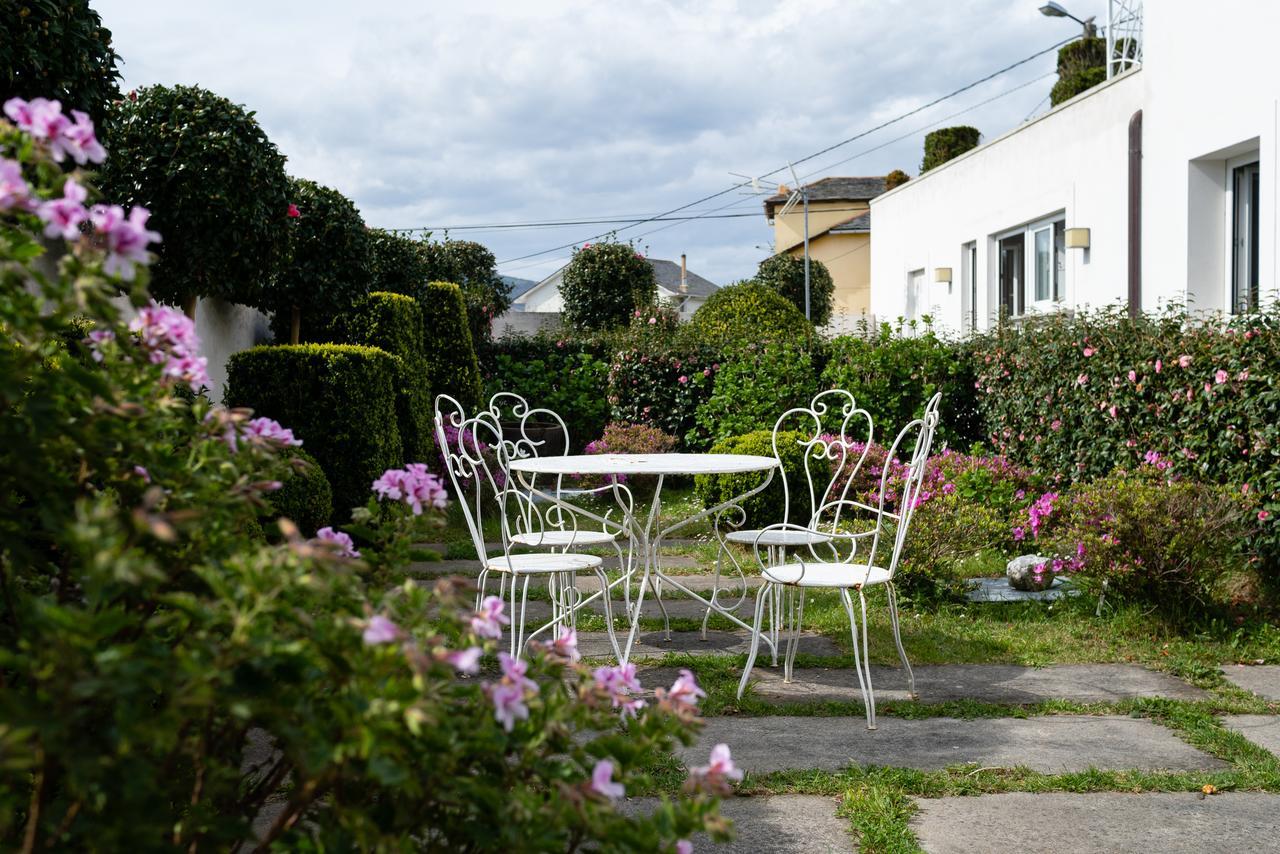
[
  {"x1": 972, "y1": 304, "x2": 1280, "y2": 567},
  {"x1": 609, "y1": 344, "x2": 720, "y2": 449},
  {"x1": 1042, "y1": 464, "x2": 1258, "y2": 621},
  {"x1": 584, "y1": 421, "x2": 679, "y2": 488},
  {"x1": 684, "y1": 280, "x2": 814, "y2": 353},
  {"x1": 560, "y1": 241, "x2": 657, "y2": 330},
  {"x1": 693, "y1": 341, "x2": 817, "y2": 445}
]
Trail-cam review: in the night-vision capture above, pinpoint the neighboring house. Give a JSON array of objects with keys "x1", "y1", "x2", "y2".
[
  {"x1": 870, "y1": 0, "x2": 1277, "y2": 336},
  {"x1": 763, "y1": 176, "x2": 886, "y2": 324},
  {"x1": 497, "y1": 255, "x2": 718, "y2": 336}
]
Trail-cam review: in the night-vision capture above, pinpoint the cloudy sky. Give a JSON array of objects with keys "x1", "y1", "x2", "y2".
[{"x1": 96, "y1": 0, "x2": 1087, "y2": 285}]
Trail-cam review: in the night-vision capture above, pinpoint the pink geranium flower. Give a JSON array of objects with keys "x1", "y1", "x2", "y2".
[
  {"x1": 91, "y1": 204, "x2": 161, "y2": 281},
  {"x1": 676, "y1": 841, "x2": 692, "y2": 854},
  {"x1": 498, "y1": 652, "x2": 537, "y2": 692},
  {"x1": 315, "y1": 526, "x2": 360, "y2": 557},
  {"x1": 668, "y1": 668, "x2": 706, "y2": 709},
  {"x1": 446, "y1": 646, "x2": 483, "y2": 675},
  {"x1": 691, "y1": 744, "x2": 743, "y2": 782},
  {"x1": 243, "y1": 417, "x2": 302, "y2": 447},
  {"x1": 589, "y1": 760, "x2": 625, "y2": 801},
  {"x1": 551, "y1": 626, "x2": 580, "y2": 662},
  {"x1": 362, "y1": 615, "x2": 402, "y2": 645},
  {"x1": 36, "y1": 178, "x2": 89, "y2": 240},
  {"x1": 470, "y1": 595, "x2": 510, "y2": 639},
  {"x1": 372, "y1": 464, "x2": 449, "y2": 514},
  {"x1": 488, "y1": 682, "x2": 528, "y2": 731},
  {"x1": 61, "y1": 110, "x2": 107, "y2": 165},
  {"x1": 0, "y1": 158, "x2": 31, "y2": 212}
]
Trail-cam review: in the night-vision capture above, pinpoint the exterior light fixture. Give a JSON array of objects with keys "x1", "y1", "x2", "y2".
[
  {"x1": 934, "y1": 267, "x2": 953, "y2": 283},
  {"x1": 1038, "y1": 2, "x2": 1096, "y2": 38},
  {"x1": 1065, "y1": 227, "x2": 1091, "y2": 249}
]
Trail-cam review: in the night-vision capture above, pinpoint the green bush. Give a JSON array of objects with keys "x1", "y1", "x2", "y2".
[
  {"x1": 921, "y1": 126, "x2": 981, "y2": 172},
  {"x1": 609, "y1": 344, "x2": 720, "y2": 450},
  {"x1": 1051, "y1": 65, "x2": 1107, "y2": 106},
  {"x1": 753, "y1": 254, "x2": 835, "y2": 326},
  {"x1": 98, "y1": 84, "x2": 290, "y2": 310},
  {"x1": 267, "y1": 177, "x2": 371, "y2": 342},
  {"x1": 685, "y1": 280, "x2": 814, "y2": 353},
  {"x1": 269, "y1": 448, "x2": 334, "y2": 536},
  {"x1": 972, "y1": 304, "x2": 1279, "y2": 567},
  {"x1": 884, "y1": 169, "x2": 910, "y2": 190},
  {"x1": 367, "y1": 227, "x2": 432, "y2": 295},
  {"x1": 821, "y1": 323, "x2": 979, "y2": 447},
  {"x1": 485, "y1": 335, "x2": 611, "y2": 451},
  {"x1": 895, "y1": 492, "x2": 1010, "y2": 600},
  {"x1": 420, "y1": 238, "x2": 511, "y2": 347},
  {"x1": 1, "y1": 0, "x2": 121, "y2": 124},
  {"x1": 1050, "y1": 37, "x2": 1107, "y2": 106},
  {"x1": 226, "y1": 343, "x2": 402, "y2": 517},
  {"x1": 694, "y1": 430, "x2": 813, "y2": 528},
  {"x1": 421, "y1": 281, "x2": 483, "y2": 408},
  {"x1": 319, "y1": 291, "x2": 433, "y2": 462},
  {"x1": 560, "y1": 242, "x2": 658, "y2": 331},
  {"x1": 694, "y1": 342, "x2": 817, "y2": 445}
]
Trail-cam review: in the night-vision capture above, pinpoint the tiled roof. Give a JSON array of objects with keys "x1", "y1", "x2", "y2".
[
  {"x1": 764, "y1": 176, "x2": 888, "y2": 218},
  {"x1": 828, "y1": 211, "x2": 871, "y2": 233}
]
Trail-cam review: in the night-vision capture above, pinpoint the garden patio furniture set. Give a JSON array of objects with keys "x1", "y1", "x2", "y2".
[{"x1": 434, "y1": 389, "x2": 941, "y2": 729}]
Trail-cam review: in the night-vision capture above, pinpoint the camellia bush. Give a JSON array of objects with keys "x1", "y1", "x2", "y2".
[
  {"x1": 693, "y1": 341, "x2": 818, "y2": 446},
  {"x1": 561, "y1": 241, "x2": 658, "y2": 331},
  {"x1": 753, "y1": 253, "x2": 835, "y2": 326},
  {"x1": 609, "y1": 344, "x2": 720, "y2": 449},
  {"x1": 96, "y1": 84, "x2": 290, "y2": 314},
  {"x1": 485, "y1": 335, "x2": 612, "y2": 451},
  {"x1": 0, "y1": 96, "x2": 732, "y2": 852}
]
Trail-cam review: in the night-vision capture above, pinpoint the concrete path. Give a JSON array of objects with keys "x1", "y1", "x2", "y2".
[
  {"x1": 625, "y1": 795, "x2": 855, "y2": 853},
  {"x1": 1220, "y1": 664, "x2": 1280, "y2": 701},
  {"x1": 740, "y1": 663, "x2": 1208, "y2": 705},
  {"x1": 575, "y1": 629, "x2": 841, "y2": 660},
  {"x1": 1222, "y1": 715, "x2": 1280, "y2": 757},
  {"x1": 911, "y1": 792, "x2": 1280, "y2": 854},
  {"x1": 683, "y1": 715, "x2": 1225, "y2": 774}
]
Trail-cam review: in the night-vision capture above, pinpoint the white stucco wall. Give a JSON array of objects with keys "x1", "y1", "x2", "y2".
[{"x1": 870, "y1": 0, "x2": 1280, "y2": 335}]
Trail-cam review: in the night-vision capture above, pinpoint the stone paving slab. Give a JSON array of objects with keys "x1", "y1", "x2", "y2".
[
  {"x1": 684, "y1": 715, "x2": 1226, "y2": 774},
  {"x1": 576, "y1": 630, "x2": 841, "y2": 660},
  {"x1": 1220, "y1": 664, "x2": 1280, "y2": 701},
  {"x1": 911, "y1": 792, "x2": 1280, "y2": 854},
  {"x1": 624, "y1": 795, "x2": 855, "y2": 853},
  {"x1": 964, "y1": 576, "x2": 1078, "y2": 602},
  {"x1": 1223, "y1": 715, "x2": 1280, "y2": 757},
  {"x1": 742, "y1": 663, "x2": 1208, "y2": 705},
  {"x1": 516, "y1": 596, "x2": 758, "y2": 624}
]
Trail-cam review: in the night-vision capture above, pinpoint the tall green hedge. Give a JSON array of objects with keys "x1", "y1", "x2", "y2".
[
  {"x1": 225, "y1": 344, "x2": 402, "y2": 518},
  {"x1": 921, "y1": 126, "x2": 981, "y2": 172},
  {"x1": 268, "y1": 448, "x2": 334, "y2": 536},
  {"x1": 368, "y1": 228, "x2": 432, "y2": 296},
  {"x1": 321, "y1": 292, "x2": 433, "y2": 462},
  {"x1": 421, "y1": 281, "x2": 483, "y2": 408},
  {"x1": 484, "y1": 335, "x2": 611, "y2": 451},
  {"x1": 684, "y1": 281, "x2": 813, "y2": 353}
]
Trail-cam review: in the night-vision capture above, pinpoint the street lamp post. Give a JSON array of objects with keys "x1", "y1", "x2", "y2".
[{"x1": 1038, "y1": 2, "x2": 1097, "y2": 38}]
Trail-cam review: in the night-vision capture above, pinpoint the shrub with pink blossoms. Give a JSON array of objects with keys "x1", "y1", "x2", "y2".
[
  {"x1": 127, "y1": 301, "x2": 210, "y2": 391},
  {"x1": 372, "y1": 463, "x2": 449, "y2": 515}
]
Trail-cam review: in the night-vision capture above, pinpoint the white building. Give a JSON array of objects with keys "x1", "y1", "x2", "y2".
[{"x1": 870, "y1": 0, "x2": 1278, "y2": 335}]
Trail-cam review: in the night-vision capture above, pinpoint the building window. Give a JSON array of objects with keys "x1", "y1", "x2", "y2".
[
  {"x1": 961, "y1": 241, "x2": 977, "y2": 330},
  {"x1": 1232, "y1": 160, "x2": 1260, "y2": 313},
  {"x1": 996, "y1": 215, "x2": 1066, "y2": 318}
]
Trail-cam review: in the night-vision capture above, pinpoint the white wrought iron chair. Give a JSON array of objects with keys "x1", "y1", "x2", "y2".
[
  {"x1": 482, "y1": 391, "x2": 638, "y2": 628},
  {"x1": 435, "y1": 394, "x2": 621, "y2": 660},
  {"x1": 705, "y1": 390, "x2": 874, "y2": 664},
  {"x1": 736, "y1": 392, "x2": 942, "y2": 730}
]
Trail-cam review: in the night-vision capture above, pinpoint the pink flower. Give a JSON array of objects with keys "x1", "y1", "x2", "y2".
[
  {"x1": 1260, "y1": 510, "x2": 1272, "y2": 522},
  {"x1": 85, "y1": 328, "x2": 115, "y2": 362},
  {"x1": 0, "y1": 157, "x2": 31, "y2": 212},
  {"x1": 551, "y1": 626, "x2": 580, "y2": 662},
  {"x1": 128, "y1": 301, "x2": 209, "y2": 390},
  {"x1": 1108, "y1": 405, "x2": 1117, "y2": 418},
  {"x1": 1013, "y1": 526, "x2": 1025, "y2": 541},
  {"x1": 1127, "y1": 370, "x2": 1137, "y2": 383},
  {"x1": 594, "y1": 663, "x2": 646, "y2": 717},
  {"x1": 287, "y1": 202, "x2": 300, "y2": 218},
  {"x1": 648, "y1": 317, "x2": 657, "y2": 325},
  {"x1": 91, "y1": 204, "x2": 161, "y2": 281},
  {"x1": 1049, "y1": 419, "x2": 1062, "y2": 431},
  {"x1": 243, "y1": 416, "x2": 302, "y2": 447},
  {"x1": 488, "y1": 682, "x2": 529, "y2": 731},
  {"x1": 372, "y1": 464, "x2": 449, "y2": 514},
  {"x1": 1082, "y1": 347, "x2": 1095, "y2": 357},
  {"x1": 36, "y1": 178, "x2": 89, "y2": 240},
  {"x1": 668, "y1": 668, "x2": 706, "y2": 709},
  {"x1": 691, "y1": 744, "x2": 743, "y2": 783},
  {"x1": 1076, "y1": 374, "x2": 1088, "y2": 386},
  {"x1": 676, "y1": 842, "x2": 693, "y2": 854},
  {"x1": 446, "y1": 645, "x2": 483, "y2": 675},
  {"x1": 362, "y1": 615, "x2": 402, "y2": 645},
  {"x1": 470, "y1": 595, "x2": 510, "y2": 639},
  {"x1": 589, "y1": 759, "x2": 625, "y2": 801},
  {"x1": 1178, "y1": 354, "x2": 1192, "y2": 368},
  {"x1": 678, "y1": 375, "x2": 688, "y2": 385},
  {"x1": 1155, "y1": 359, "x2": 1163, "y2": 373},
  {"x1": 315, "y1": 526, "x2": 360, "y2": 557},
  {"x1": 1215, "y1": 369, "x2": 1229, "y2": 385},
  {"x1": 1238, "y1": 370, "x2": 1249, "y2": 381},
  {"x1": 133, "y1": 464, "x2": 151, "y2": 483},
  {"x1": 498, "y1": 651, "x2": 537, "y2": 692},
  {"x1": 4, "y1": 97, "x2": 69, "y2": 148},
  {"x1": 61, "y1": 109, "x2": 106, "y2": 164}
]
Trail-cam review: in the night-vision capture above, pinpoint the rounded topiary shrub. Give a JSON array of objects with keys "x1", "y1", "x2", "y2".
[
  {"x1": 694, "y1": 429, "x2": 814, "y2": 528},
  {"x1": 694, "y1": 342, "x2": 817, "y2": 445},
  {"x1": 368, "y1": 228, "x2": 432, "y2": 296},
  {"x1": 268, "y1": 177, "x2": 371, "y2": 343},
  {"x1": 3, "y1": 0, "x2": 122, "y2": 125},
  {"x1": 420, "y1": 239, "x2": 511, "y2": 348},
  {"x1": 685, "y1": 281, "x2": 814, "y2": 353},
  {"x1": 98, "y1": 84, "x2": 290, "y2": 311},
  {"x1": 269, "y1": 448, "x2": 334, "y2": 534},
  {"x1": 884, "y1": 169, "x2": 910, "y2": 191},
  {"x1": 422, "y1": 281, "x2": 483, "y2": 408},
  {"x1": 560, "y1": 242, "x2": 657, "y2": 331},
  {"x1": 753, "y1": 254, "x2": 834, "y2": 326}
]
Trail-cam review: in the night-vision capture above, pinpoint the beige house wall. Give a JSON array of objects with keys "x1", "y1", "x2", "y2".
[
  {"x1": 772, "y1": 199, "x2": 870, "y2": 251},
  {"x1": 779, "y1": 232, "x2": 872, "y2": 317}
]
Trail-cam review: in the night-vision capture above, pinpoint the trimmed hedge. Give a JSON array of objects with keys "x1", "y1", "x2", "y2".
[
  {"x1": 422, "y1": 282, "x2": 483, "y2": 408},
  {"x1": 684, "y1": 281, "x2": 814, "y2": 353},
  {"x1": 694, "y1": 430, "x2": 813, "y2": 528},
  {"x1": 268, "y1": 448, "x2": 334, "y2": 536},
  {"x1": 225, "y1": 344, "x2": 402, "y2": 518},
  {"x1": 320, "y1": 292, "x2": 433, "y2": 462},
  {"x1": 754, "y1": 254, "x2": 835, "y2": 326},
  {"x1": 1051, "y1": 37, "x2": 1107, "y2": 106},
  {"x1": 921, "y1": 126, "x2": 980, "y2": 172},
  {"x1": 485, "y1": 336, "x2": 611, "y2": 452},
  {"x1": 694, "y1": 342, "x2": 817, "y2": 445}
]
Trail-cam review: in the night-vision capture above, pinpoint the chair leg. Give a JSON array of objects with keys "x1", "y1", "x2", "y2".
[
  {"x1": 783, "y1": 586, "x2": 806, "y2": 684},
  {"x1": 840, "y1": 589, "x2": 875, "y2": 730},
  {"x1": 858, "y1": 589, "x2": 876, "y2": 729},
  {"x1": 886, "y1": 582, "x2": 917, "y2": 700},
  {"x1": 737, "y1": 582, "x2": 772, "y2": 699},
  {"x1": 475, "y1": 568, "x2": 490, "y2": 611},
  {"x1": 652, "y1": 572, "x2": 671, "y2": 642},
  {"x1": 595, "y1": 567, "x2": 621, "y2": 660}
]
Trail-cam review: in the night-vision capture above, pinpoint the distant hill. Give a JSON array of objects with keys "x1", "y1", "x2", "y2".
[{"x1": 500, "y1": 275, "x2": 537, "y2": 300}]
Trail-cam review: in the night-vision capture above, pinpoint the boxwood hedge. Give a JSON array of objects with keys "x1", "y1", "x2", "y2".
[{"x1": 421, "y1": 281, "x2": 483, "y2": 408}]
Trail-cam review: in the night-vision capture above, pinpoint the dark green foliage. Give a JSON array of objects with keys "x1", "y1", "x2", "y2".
[
  {"x1": 226, "y1": 344, "x2": 402, "y2": 517},
  {"x1": 753, "y1": 253, "x2": 835, "y2": 325},
  {"x1": 367, "y1": 227, "x2": 432, "y2": 296},
  {"x1": 421, "y1": 281, "x2": 483, "y2": 408},
  {"x1": 321, "y1": 292, "x2": 433, "y2": 463},
  {"x1": 267, "y1": 177, "x2": 370, "y2": 338},
  {"x1": 921, "y1": 126, "x2": 981, "y2": 172},
  {"x1": 884, "y1": 169, "x2": 911, "y2": 190},
  {"x1": 560, "y1": 242, "x2": 658, "y2": 331},
  {"x1": 1051, "y1": 37, "x2": 1107, "y2": 106},
  {"x1": 694, "y1": 429, "x2": 812, "y2": 528},
  {"x1": 420, "y1": 238, "x2": 511, "y2": 347},
  {"x1": 972, "y1": 304, "x2": 1280, "y2": 568},
  {"x1": 694, "y1": 342, "x2": 817, "y2": 445},
  {"x1": 609, "y1": 344, "x2": 719, "y2": 450},
  {"x1": 97, "y1": 84, "x2": 290, "y2": 308},
  {"x1": 821, "y1": 324, "x2": 979, "y2": 447},
  {"x1": 0, "y1": 0, "x2": 122, "y2": 124},
  {"x1": 685, "y1": 280, "x2": 814, "y2": 353},
  {"x1": 484, "y1": 335, "x2": 611, "y2": 452},
  {"x1": 269, "y1": 448, "x2": 334, "y2": 536},
  {"x1": 1051, "y1": 65, "x2": 1107, "y2": 106}
]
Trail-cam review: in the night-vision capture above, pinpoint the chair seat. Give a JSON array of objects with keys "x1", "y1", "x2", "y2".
[
  {"x1": 510, "y1": 529, "x2": 616, "y2": 548},
  {"x1": 484, "y1": 552, "x2": 603, "y2": 574},
  {"x1": 761, "y1": 561, "x2": 891, "y2": 588},
  {"x1": 725, "y1": 528, "x2": 834, "y2": 547}
]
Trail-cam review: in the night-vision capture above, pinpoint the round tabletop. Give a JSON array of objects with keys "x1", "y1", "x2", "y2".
[{"x1": 507, "y1": 452, "x2": 778, "y2": 476}]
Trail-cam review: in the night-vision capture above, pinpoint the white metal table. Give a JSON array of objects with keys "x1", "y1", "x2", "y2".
[{"x1": 507, "y1": 452, "x2": 779, "y2": 663}]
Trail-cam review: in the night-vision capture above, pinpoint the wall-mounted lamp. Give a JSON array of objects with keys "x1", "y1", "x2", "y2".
[
  {"x1": 934, "y1": 267, "x2": 952, "y2": 283},
  {"x1": 1065, "y1": 227, "x2": 1090, "y2": 249}
]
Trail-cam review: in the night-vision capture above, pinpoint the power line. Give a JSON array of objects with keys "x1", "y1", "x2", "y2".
[{"x1": 493, "y1": 35, "x2": 1073, "y2": 265}]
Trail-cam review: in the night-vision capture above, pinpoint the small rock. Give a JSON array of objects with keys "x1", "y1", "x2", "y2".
[{"x1": 1007, "y1": 554, "x2": 1055, "y2": 592}]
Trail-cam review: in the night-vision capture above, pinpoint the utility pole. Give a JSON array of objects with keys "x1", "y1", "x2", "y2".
[{"x1": 788, "y1": 163, "x2": 811, "y2": 321}]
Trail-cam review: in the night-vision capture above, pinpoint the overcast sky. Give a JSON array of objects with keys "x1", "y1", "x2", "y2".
[{"x1": 96, "y1": 0, "x2": 1088, "y2": 285}]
